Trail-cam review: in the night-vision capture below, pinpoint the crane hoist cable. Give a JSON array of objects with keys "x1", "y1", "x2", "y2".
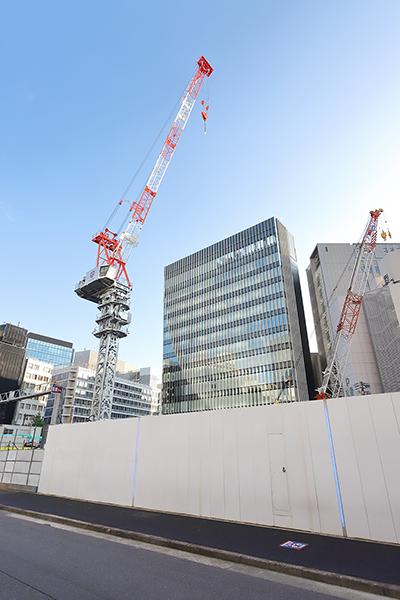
[
  {"x1": 380, "y1": 210, "x2": 392, "y2": 240},
  {"x1": 273, "y1": 216, "x2": 382, "y2": 404},
  {"x1": 104, "y1": 71, "x2": 197, "y2": 233},
  {"x1": 317, "y1": 208, "x2": 384, "y2": 399},
  {"x1": 89, "y1": 56, "x2": 213, "y2": 289},
  {"x1": 75, "y1": 56, "x2": 213, "y2": 423},
  {"x1": 200, "y1": 77, "x2": 211, "y2": 134}
]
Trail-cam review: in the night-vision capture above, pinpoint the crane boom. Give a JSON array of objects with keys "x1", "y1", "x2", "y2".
[
  {"x1": 318, "y1": 209, "x2": 383, "y2": 398},
  {"x1": 75, "y1": 56, "x2": 213, "y2": 421},
  {"x1": 92, "y1": 55, "x2": 213, "y2": 288}
]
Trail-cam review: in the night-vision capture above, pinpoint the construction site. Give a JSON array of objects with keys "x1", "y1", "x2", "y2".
[
  {"x1": 1, "y1": 56, "x2": 400, "y2": 591},
  {"x1": 3, "y1": 1, "x2": 400, "y2": 597}
]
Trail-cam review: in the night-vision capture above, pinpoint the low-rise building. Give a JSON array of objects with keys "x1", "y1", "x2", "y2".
[
  {"x1": 13, "y1": 357, "x2": 54, "y2": 426},
  {"x1": 44, "y1": 358, "x2": 160, "y2": 425}
]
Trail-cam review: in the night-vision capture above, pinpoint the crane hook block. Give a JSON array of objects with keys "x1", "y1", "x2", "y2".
[{"x1": 201, "y1": 110, "x2": 208, "y2": 134}]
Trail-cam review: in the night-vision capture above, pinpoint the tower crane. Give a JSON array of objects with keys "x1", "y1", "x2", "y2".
[
  {"x1": 317, "y1": 209, "x2": 383, "y2": 399},
  {"x1": 75, "y1": 56, "x2": 213, "y2": 421}
]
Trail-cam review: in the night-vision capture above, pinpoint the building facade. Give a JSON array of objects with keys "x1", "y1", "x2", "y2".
[
  {"x1": 0, "y1": 324, "x2": 27, "y2": 393},
  {"x1": 44, "y1": 360, "x2": 160, "y2": 425},
  {"x1": 26, "y1": 332, "x2": 74, "y2": 366},
  {"x1": 363, "y1": 249, "x2": 400, "y2": 393},
  {"x1": 13, "y1": 357, "x2": 54, "y2": 426},
  {"x1": 162, "y1": 217, "x2": 313, "y2": 414},
  {"x1": 73, "y1": 349, "x2": 136, "y2": 376},
  {"x1": 306, "y1": 242, "x2": 400, "y2": 396},
  {"x1": 0, "y1": 324, "x2": 27, "y2": 424}
]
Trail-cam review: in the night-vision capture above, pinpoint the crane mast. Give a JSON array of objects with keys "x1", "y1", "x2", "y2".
[
  {"x1": 318, "y1": 209, "x2": 383, "y2": 398},
  {"x1": 75, "y1": 56, "x2": 213, "y2": 421}
]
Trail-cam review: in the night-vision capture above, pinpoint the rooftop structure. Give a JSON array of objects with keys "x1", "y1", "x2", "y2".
[{"x1": 74, "y1": 350, "x2": 137, "y2": 375}]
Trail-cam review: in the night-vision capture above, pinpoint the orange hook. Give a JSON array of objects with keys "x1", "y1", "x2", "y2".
[{"x1": 201, "y1": 101, "x2": 209, "y2": 134}]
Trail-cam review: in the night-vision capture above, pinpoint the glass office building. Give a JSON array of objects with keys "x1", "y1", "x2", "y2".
[
  {"x1": 163, "y1": 217, "x2": 313, "y2": 414},
  {"x1": 26, "y1": 333, "x2": 74, "y2": 367}
]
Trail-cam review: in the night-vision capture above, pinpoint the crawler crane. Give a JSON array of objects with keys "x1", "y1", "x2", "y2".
[{"x1": 75, "y1": 56, "x2": 213, "y2": 421}]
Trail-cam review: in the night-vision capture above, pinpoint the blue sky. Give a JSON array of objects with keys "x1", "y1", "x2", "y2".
[{"x1": 2, "y1": 0, "x2": 400, "y2": 379}]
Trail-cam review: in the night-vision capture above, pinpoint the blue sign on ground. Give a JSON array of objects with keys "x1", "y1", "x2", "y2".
[{"x1": 280, "y1": 540, "x2": 308, "y2": 550}]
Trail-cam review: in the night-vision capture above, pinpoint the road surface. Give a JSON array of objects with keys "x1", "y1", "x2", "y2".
[{"x1": 0, "y1": 511, "x2": 386, "y2": 600}]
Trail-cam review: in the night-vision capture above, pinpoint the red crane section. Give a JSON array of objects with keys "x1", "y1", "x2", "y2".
[
  {"x1": 318, "y1": 208, "x2": 383, "y2": 399},
  {"x1": 93, "y1": 56, "x2": 213, "y2": 287},
  {"x1": 336, "y1": 209, "x2": 382, "y2": 337}
]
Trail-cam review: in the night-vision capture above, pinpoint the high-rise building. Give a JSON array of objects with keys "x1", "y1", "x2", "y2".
[
  {"x1": 0, "y1": 324, "x2": 27, "y2": 424},
  {"x1": 363, "y1": 249, "x2": 400, "y2": 393},
  {"x1": 306, "y1": 242, "x2": 400, "y2": 396},
  {"x1": 163, "y1": 217, "x2": 313, "y2": 414},
  {"x1": 26, "y1": 332, "x2": 74, "y2": 366}
]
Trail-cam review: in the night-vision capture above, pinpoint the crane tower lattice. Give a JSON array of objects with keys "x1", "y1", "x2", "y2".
[{"x1": 75, "y1": 56, "x2": 213, "y2": 421}]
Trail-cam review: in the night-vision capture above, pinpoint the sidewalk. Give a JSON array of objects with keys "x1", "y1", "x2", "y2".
[{"x1": 1, "y1": 487, "x2": 399, "y2": 598}]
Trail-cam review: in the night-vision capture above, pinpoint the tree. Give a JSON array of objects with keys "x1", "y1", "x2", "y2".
[{"x1": 30, "y1": 413, "x2": 44, "y2": 428}]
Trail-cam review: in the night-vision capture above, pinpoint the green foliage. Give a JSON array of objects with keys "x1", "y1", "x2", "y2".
[{"x1": 30, "y1": 413, "x2": 44, "y2": 428}]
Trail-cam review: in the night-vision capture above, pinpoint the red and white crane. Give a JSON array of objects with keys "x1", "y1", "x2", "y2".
[
  {"x1": 75, "y1": 56, "x2": 213, "y2": 421},
  {"x1": 318, "y1": 209, "x2": 383, "y2": 398}
]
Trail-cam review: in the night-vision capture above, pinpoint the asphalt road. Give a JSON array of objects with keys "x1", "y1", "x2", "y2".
[
  {"x1": 0, "y1": 511, "x2": 387, "y2": 600},
  {"x1": 1, "y1": 490, "x2": 400, "y2": 588}
]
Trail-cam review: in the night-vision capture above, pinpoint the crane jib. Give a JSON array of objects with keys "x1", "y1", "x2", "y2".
[
  {"x1": 74, "y1": 56, "x2": 213, "y2": 422},
  {"x1": 90, "y1": 55, "x2": 213, "y2": 288},
  {"x1": 318, "y1": 208, "x2": 383, "y2": 399}
]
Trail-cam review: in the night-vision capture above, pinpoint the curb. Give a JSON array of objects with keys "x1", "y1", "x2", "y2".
[{"x1": 1, "y1": 503, "x2": 399, "y2": 599}]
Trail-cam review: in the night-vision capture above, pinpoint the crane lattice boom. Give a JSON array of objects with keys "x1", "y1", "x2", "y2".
[
  {"x1": 75, "y1": 56, "x2": 213, "y2": 421},
  {"x1": 93, "y1": 56, "x2": 213, "y2": 287},
  {"x1": 318, "y1": 209, "x2": 383, "y2": 398}
]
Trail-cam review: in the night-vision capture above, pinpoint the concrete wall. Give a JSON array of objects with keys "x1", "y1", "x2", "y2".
[{"x1": 38, "y1": 392, "x2": 400, "y2": 544}]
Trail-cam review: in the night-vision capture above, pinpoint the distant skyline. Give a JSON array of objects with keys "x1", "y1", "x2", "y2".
[{"x1": 2, "y1": 0, "x2": 400, "y2": 380}]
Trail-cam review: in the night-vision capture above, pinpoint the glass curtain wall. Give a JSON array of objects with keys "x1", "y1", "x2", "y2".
[
  {"x1": 26, "y1": 336, "x2": 74, "y2": 366},
  {"x1": 162, "y1": 217, "x2": 311, "y2": 414}
]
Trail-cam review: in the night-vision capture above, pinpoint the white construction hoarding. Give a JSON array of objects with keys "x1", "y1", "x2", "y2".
[{"x1": 38, "y1": 393, "x2": 400, "y2": 544}]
